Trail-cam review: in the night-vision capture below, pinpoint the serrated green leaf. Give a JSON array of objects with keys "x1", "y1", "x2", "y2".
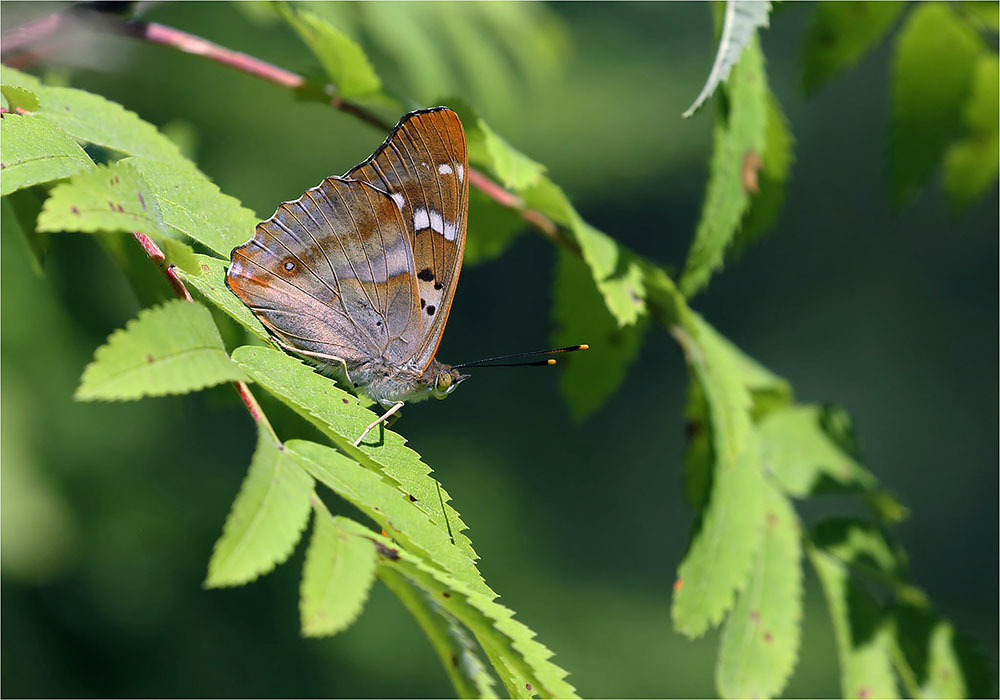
[
  {"x1": 448, "y1": 99, "x2": 546, "y2": 191},
  {"x1": 37, "y1": 86, "x2": 186, "y2": 165},
  {"x1": 463, "y1": 187, "x2": 527, "y2": 265},
  {"x1": 0, "y1": 113, "x2": 93, "y2": 196},
  {"x1": 333, "y1": 517, "x2": 577, "y2": 699},
  {"x1": 812, "y1": 518, "x2": 907, "y2": 583},
  {"x1": 232, "y1": 346, "x2": 477, "y2": 563},
  {"x1": 300, "y1": 503, "x2": 377, "y2": 636},
  {"x1": 182, "y1": 254, "x2": 271, "y2": 342},
  {"x1": 716, "y1": 484, "x2": 802, "y2": 699},
  {"x1": 943, "y1": 54, "x2": 999, "y2": 212},
  {"x1": 551, "y1": 251, "x2": 646, "y2": 419},
  {"x1": 672, "y1": 312, "x2": 768, "y2": 637},
  {"x1": 683, "y1": 0, "x2": 772, "y2": 118},
  {"x1": 809, "y1": 546, "x2": 899, "y2": 699},
  {"x1": 801, "y1": 2, "x2": 905, "y2": 96},
  {"x1": 286, "y1": 439, "x2": 490, "y2": 599},
  {"x1": 521, "y1": 176, "x2": 647, "y2": 326},
  {"x1": 892, "y1": 603, "x2": 997, "y2": 699},
  {"x1": 889, "y1": 2, "x2": 985, "y2": 205},
  {"x1": 680, "y1": 38, "x2": 769, "y2": 297},
  {"x1": 126, "y1": 156, "x2": 260, "y2": 256},
  {"x1": 160, "y1": 237, "x2": 200, "y2": 275},
  {"x1": 36, "y1": 160, "x2": 168, "y2": 239},
  {"x1": 206, "y1": 426, "x2": 314, "y2": 587},
  {"x1": 731, "y1": 91, "x2": 794, "y2": 259},
  {"x1": 76, "y1": 300, "x2": 248, "y2": 401},
  {"x1": 1, "y1": 84, "x2": 40, "y2": 112},
  {"x1": 379, "y1": 566, "x2": 499, "y2": 699},
  {"x1": 759, "y1": 405, "x2": 879, "y2": 497},
  {"x1": 280, "y1": 4, "x2": 383, "y2": 99}
]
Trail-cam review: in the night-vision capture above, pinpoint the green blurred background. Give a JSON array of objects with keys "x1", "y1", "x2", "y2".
[{"x1": 2, "y1": 2, "x2": 996, "y2": 697}]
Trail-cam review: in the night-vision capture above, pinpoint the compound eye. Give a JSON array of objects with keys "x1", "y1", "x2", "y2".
[{"x1": 435, "y1": 372, "x2": 453, "y2": 393}]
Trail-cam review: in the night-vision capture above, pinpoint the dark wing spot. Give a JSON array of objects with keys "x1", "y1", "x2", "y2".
[
  {"x1": 284, "y1": 260, "x2": 295, "y2": 271},
  {"x1": 426, "y1": 305, "x2": 436, "y2": 316},
  {"x1": 417, "y1": 267, "x2": 435, "y2": 282},
  {"x1": 434, "y1": 282, "x2": 443, "y2": 290},
  {"x1": 420, "y1": 298, "x2": 426, "y2": 309}
]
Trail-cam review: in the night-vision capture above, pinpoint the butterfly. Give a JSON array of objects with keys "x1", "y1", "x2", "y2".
[{"x1": 227, "y1": 107, "x2": 585, "y2": 445}]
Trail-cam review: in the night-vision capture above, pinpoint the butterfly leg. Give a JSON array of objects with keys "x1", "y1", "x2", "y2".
[
  {"x1": 271, "y1": 338, "x2": 352, "y2": 384},
  {"x1": 354, "y1": 401, "x2": 405, "y2": 446}
]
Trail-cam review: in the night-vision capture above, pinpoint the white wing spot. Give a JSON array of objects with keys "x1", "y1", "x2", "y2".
[
  {"x1": 413, "y1": 207, "x2": 430, "y2": 231},
  {"x1": 443, "y1": 218, "x2": 458, "y2": 241},
  {"x1": 429, "y1": 209, "x2": 444, "y2": 236},
  {"x1": 390, "y1": 192, "x2": 405, "y2": 210},
  {"x1": 456, "y1": 164, "x2": 464, "y2": 182},
  {"x1": 438, "y1": 163, "x2": 453, "y2": 175}
]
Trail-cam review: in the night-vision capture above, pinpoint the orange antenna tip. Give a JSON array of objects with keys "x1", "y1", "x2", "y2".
[
  {"x1": 547, "y1": 358, "x2": 557, "y2": 365},
  {"x1": 579, "y1": 344, "x2": 590, "y2": 350}
]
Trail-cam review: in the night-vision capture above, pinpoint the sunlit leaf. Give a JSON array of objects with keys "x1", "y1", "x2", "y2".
[
  {"x1": 551, "y1": 251, "x2": 646, "y2": 419},
  {"x1": 449, "y1": 99, "x2": 546, "y2": 191},
  {"x1": 126, "y1": 156, "x2": 260, "y2": 256},
  {"x1": 672, "y1": 311, "x2": 768, "y2": 637},
  {"x1": 379, "y1": 567, "x2": 499, "y2": 699},
  {"x1": 889, "y1": 2, "x2": 985, "y2": 205},
  {"x1": 182, "y1": 254, "x2": 271, "y2": 343},
  {"x1": 759, "y1": 405, "x2": 879, "y2": 497},
  {"x1": 300, "y1": 502, "x2": 377, "y2": 636},
  {"x1": 76, "y1": 300, "x2": 248, "y2": 400},
  {"x1": 683, "y1": 0, "x2": 771, "y2": 118},
  {"x1": 717, "y1": 484, "x2": 802, "y2": 699},
  {"x1": 0, "y1": 64, "x2": 42, "y2": 90},
  {"x1": 206, "y1": 426, "x2": 314, "y2": 587},
  {"x1": 232, "y1": 346, "x2": 477, "y2": 563},
  {"x1": 280, "y1": 3, "x2": 384, "y2": 99},
  {"x1": 943, "y1": 54, "x2": 999, "y2": 212},
  {"x1": 731, "y1": 91, "x2": 794, "y2": 258},
  {"x1": 0, "y1": 113, "x2": 93, "y2": 196},
  {"x1": 680, "y1": 39, "x2": 768, "y2": 297},
  {"x1": 287, "y1": 439, "x2": 489, "y2": 598},
  {"x1": 36, "y1": 160, "x2": 168, "y2": 239},
  {"x1": 333, "y1": 517, "x2": 578, "y2": 698},
  {"x1": 38, "y1": 86, "x2": 186, "y2": 166},
  {"x1": 801, "y1": 2, "x2": 905, "y2": 96},
  {"x1": 1, "y1": 84, "x2": 40, "y2": 112},
  {"x1": 809, "y1": 546, "x2": 899, "y2": 699}
]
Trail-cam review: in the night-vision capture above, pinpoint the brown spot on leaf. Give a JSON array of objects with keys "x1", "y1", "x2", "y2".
[
  {"x1": 408, "y1": 494, "x2": 417, "y2": 502},
  {"x1": 750, "y1": 610, "x2": 760, "y2": 622},
  {"x1": 342, "y1": 398, "x2": 349, "y2": 404},
  {"x1": 138, "y1": 191, "x2": 146, "y2": 209},
  {"x1": 857, "y1": 687, "x2": 871, "y2": 699},
  {"x1": 442, "y1": 591, "x2": 451, "y2": 598},
  {"x1": 116, "y1": 204, "x2": 124, "y2": 213},
  {"x1": 108, "y1": 201, "x2": 116, "y2": 211},
  {"x1": 766, "y1": 512, "x2": 778, "y2": 527},
  {"x1": 71, "y1": 207, "x2": 80, "y2": 215},
  {"x1": 525, "y1": 683, "x2": 533, "y2": 693},
  {"x1": 743, "y1": 150, "x2": 762, "y2": 193},
  {"x1": 373, "y1": 541, "x2": 399, "y2": 560},
  {"x1": 201, "y1": 264, "x2": 210, "y2": 272},
  {"x1": 450, "y1": 654, "x2": 459, "y2": 667},
  {"x1": 763, "y1": 631, "x2": 773, "y2": 643},
  {"x1": 146, "y1": 354, "x2": 155, "y2": 363},
  {"x1": 674, "y1": 578, "x2": 684, "y2": 592}
]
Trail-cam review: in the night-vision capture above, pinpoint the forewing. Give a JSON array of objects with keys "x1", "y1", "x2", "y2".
[
  {"x1": 347, "y1": 107, "x2": 469, "y2": 372},
  {"x1": 227, "y1": 177, "x2": 421, "y2": 366}
]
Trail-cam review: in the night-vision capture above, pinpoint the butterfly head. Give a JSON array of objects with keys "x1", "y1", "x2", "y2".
[{"x1": 431, "y1": 366, "x2": 470, "y2": 400}]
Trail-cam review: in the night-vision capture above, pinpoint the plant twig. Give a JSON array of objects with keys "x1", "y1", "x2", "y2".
[
  {"x1": 129, "y1": 232, "x2": 278, "y2": 441},
  {"x1": 1, "y1": 9, "x2": 579, "y2": 256}
]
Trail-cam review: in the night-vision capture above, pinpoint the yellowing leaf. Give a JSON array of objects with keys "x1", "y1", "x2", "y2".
[
  {"x1": 206, "y1": 426, "x2": 315, "y2": 587},
  {"x1": 76, "y1": 300, "x2": 248, "y2": 401}
]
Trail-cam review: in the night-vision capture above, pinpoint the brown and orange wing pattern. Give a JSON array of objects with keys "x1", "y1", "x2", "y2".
[
  {"x1": 347, "y1": 107, "x2": 469, "y2": 373},
  {"x1": 227, "y1": 177, "x2": 422, "y2": 367}
]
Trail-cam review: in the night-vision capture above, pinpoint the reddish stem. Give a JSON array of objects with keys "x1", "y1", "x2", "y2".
[{"x1": 129, "y1": 232, "x2": 273, "y2": 433}]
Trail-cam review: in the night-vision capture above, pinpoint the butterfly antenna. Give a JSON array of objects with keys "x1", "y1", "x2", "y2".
[{"x1": 453, "y1": 344, "x2": 589, "y2": 369}]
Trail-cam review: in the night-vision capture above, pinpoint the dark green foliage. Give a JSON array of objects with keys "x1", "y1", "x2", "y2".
[{"x1": 1, "y1": 2, "x2": 995, "y2": 698}]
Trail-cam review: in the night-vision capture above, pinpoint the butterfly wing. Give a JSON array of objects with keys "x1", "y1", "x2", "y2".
[
  {"x1": 347, "y1": 107, "x2": 469, "y2": 373},
  {"x1": 227, "y1": 177, "x2": 422, "y2": 367}
]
